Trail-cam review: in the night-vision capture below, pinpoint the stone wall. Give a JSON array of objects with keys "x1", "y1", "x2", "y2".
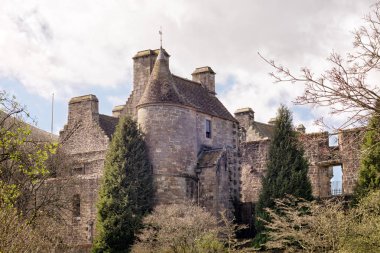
[
  {"x1": 338, "y1": 128, "x2": 363, "y2": 194},
  {"x1": 137, "y1": 103, "x2": 240, "y2": 213},
  {"x1": 137, "y1": 104, "x2": 198, "y2": 204},
  {"x1": 198, "y1": 148, "x2": 236, "y2": 217},
  {"x1": 300, "y1": 132, "x2": 334, "y2": 198},
  {"x1": 240, "y1": 128, "x2": 364, "y2": 203},
  {"x1": 240, "y1": 140, "x2": 269, "y2": 203},
  {"x1": 195, "y1": 112, "x2": 240, "y2": 202},
  {"x1": 58, "y1": 95, "x2": 111, "y2": 249},
  {"x1": 196, "y1": 113, "x2": 238, "y2": 150}
]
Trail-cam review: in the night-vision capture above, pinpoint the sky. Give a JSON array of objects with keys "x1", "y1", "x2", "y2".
[{"x1": 0, "y1": 0, "x2": 376, "y2": 134}]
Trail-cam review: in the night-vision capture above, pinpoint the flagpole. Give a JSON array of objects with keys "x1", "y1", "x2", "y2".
[{"x1": 51, "y1": 92, "x2": 54, "y2": 137}]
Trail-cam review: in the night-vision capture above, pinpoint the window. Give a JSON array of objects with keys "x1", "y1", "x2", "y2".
[
  {"x1": 72, "y1": 166, "x2": 84, "y2": 175},
  {"x1": 71, "y1": 163, "x2": 86, "y2": 175},
  {"x1": 206, "y1": 119, "x2": 212, "y2": 138},
  {"x1": 329, "y1": 134, "x2": 339, "y2": 147},
  {"x1": 72, "y1": 194, "x2": 81, "y2": 218},
  {"x1": 330, "y1": 165, "x2": 343, "y2": 196}
]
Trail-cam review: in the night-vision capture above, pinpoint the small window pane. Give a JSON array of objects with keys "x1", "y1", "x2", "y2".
[{"x1": 206, "y1": 120, "x2": 211, "y2": 138}]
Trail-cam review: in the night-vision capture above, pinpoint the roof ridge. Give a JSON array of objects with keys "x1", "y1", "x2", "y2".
[
  {"x1": 172, "y1": 75, "x2": 202, "y2": 86},
  {"x1": 99, "y1": 114, "x2": 117, "y2": 119}
]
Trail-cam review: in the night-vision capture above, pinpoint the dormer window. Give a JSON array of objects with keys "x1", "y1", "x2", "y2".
[{"x1": 206, "y1": 119, "x2": 212, "y2": 138}]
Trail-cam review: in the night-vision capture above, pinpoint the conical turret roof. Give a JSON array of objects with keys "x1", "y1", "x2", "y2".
[{"x1": 138, "y1": 48, "x2": 183, "y2": 107}]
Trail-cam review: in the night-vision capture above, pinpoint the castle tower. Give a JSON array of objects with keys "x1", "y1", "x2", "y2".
[
  {"x1": 121, "y1": 49, "x2": 170, "y2": 117},
  {"x1": 137, "y1": 47, "x2": 198, "y2": 204}
]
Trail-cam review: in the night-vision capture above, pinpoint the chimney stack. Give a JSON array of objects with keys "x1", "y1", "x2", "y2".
[
  {"x1": 68, "y1": 94, "x2": 99, "y2": 124},
  {"x1": 192, "y1": 66, "x2": 216, "y2": 94},
  {"x1": 234, "y1": 107, "x2": 255, "y2": 130}
]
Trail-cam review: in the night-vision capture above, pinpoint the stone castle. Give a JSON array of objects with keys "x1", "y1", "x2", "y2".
[{"x1": 55, "y1": 47, "x2": 363, "y2": 249}]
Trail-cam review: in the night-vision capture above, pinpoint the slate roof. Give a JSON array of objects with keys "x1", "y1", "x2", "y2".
[
  {"x1": 99, "y1": 114, "x2": 119, "y2": 139},
  {"x1": 197, "y1": 148, "x2": 224, "y2": 168},
  {"x1": 0, "y1": 110, "x2": 58, "y2": 142},
  {"x1": 133, "y1": 48, "x2": 170, "y2": 59},
  {"x1": 137, "y1": 48, "x2": 236, "y2": 122},
  {"x1": 173, "y1": 76, "x2": 237, "y2": 122},
  {"x1": 138, "y1": 48, "x2": 184, "y2": 107},
  {"x1": 250, "y1": 121, "x2": 275, "y2": 139}
]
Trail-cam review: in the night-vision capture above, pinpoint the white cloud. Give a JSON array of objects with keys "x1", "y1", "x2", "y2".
[{"x1": 0, "y1": 0, "x2": 375, "y2": 131}]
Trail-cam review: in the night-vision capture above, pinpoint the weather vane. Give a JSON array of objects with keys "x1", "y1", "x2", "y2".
[{"x1": 159, "y1": 27, "x2": 163, "y2": 48}]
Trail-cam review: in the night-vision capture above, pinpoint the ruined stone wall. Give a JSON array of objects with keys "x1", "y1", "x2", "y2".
[
  {"x1": 338, "y1": 128, "x2": 363, "y2": 194},
  {"x1": 239, "y1": 128, "x2": 364, "y2": 203},
  {"x1": 240, "y1": 140, "x2": 269, "y2": 203},
  {"x1": 301, "y1": 129, "x2": 363, "y2": 196},
  {"x1": 300, "y1": 132, "x2": 334, "y2": 198},
  {"x1": 137, "y1": 104, "x2": 198, "y2": 204}
]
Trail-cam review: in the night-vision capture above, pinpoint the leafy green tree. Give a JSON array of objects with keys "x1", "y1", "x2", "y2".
[
  {"x1": 0, "y1": 91, "x2": 57, "y2": 210},
  {"x1": 255, "y1": 105, "x2": 312, "y2": 236},
  {"x1": 0, "y1": 90, "x2": 70, "y2": 251},
  {"x1": 93, "y1": 116, "x2": 153, "y2": 253},
  {"x1": 354, "y1": 100, "x2": 380, "y2": 200}
]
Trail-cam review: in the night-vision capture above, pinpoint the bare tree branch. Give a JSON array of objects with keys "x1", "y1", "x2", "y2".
[{"x1": 258, "y1": 3, "x2": 380, "y2": 130}]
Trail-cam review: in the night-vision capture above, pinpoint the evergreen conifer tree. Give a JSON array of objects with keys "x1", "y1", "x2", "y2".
[
  {"x1": 92, "y1": 116, "x2": 153, "y2": 253},
  {"x1": 255, "y1": 105, "x2": 312, "y2": 234},
  {"x1": 354, "y1": 100, "x2": 380, "y2": 200}
]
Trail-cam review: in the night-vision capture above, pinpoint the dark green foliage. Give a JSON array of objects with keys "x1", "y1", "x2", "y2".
[
  {"x1": 92, "y1": 116, "x2": 153, "y2": 253},
  {"x1": 255, "y1": 105, "x2": 312, "y2": 234},
  {"x1": 354, "y1": 101, "x2": 380, "y2": 200}
]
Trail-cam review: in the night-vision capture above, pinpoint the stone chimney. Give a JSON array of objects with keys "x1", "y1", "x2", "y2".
[
  {"x1": 112, "y1": 105, "x2": 125, "y2": 118},
  {"x1": 192, "y1": 66, "x2": 216, "y2": 94},
  {"x1": 68, "y1": 94, "x2": 99, "y2": 124},
  {"x1": 296, "y1": 124, "x2": 306, "y2": 133},
  {"x1": 234, "y1": 107, "x2": 254, "y2": 130}
]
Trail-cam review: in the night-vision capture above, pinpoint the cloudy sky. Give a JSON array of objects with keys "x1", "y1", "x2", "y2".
[{"x1": 0, "y1": 0, "x2": 375, "y2": 134}]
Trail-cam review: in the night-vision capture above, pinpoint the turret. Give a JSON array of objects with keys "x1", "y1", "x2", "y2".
[
  {"x1": 137, "y1": 48, "x2": 197, "y2": 204},
  {"x1": 132, "y1": 49, "x2": 170, "y2": 106}
]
